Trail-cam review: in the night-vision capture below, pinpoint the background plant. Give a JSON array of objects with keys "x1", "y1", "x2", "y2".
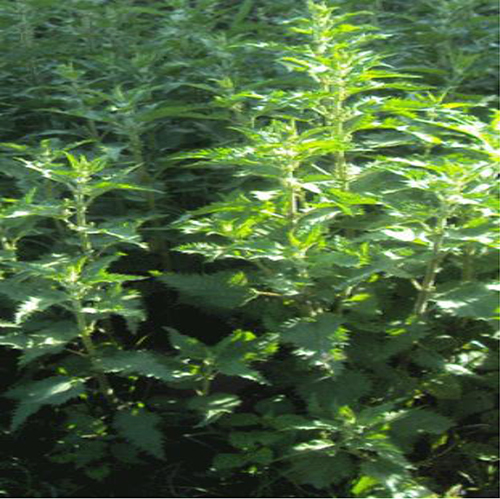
[{"x1": 0, "y1": 0, "x2": 497, "y2": 497}]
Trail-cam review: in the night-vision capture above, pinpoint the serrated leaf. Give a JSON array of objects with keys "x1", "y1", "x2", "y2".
[
  {"x1": 15, "y1": 294, "x2": 62, "y2": 324},
  {"x1": 271, "y1": 414, "x2": 332, "y2": 431},
  {"x1": 434, "y1": 282, "x2": 499, "y2": 320},
  {"x1": 390, "y1": 409, "x2": 453, "y2": 451},
  {"x1": 137, "y1": 105, "x2": 210, "y2": 123},
  {"x1": 213, "y1": 452, "x2": 248, "y2": 470},
  {"x1": 332, "y1": 370, "x2": 372, "y2": 406},
  {"x1": 313, "y1": 251, "x2": 360, "y2": 268},
  {"x1": 167, "y1": 329, "x2": 209, "y2": 359},
  {"x1": 223, "y1": 413, "x2": 261, "y2": 427},
  {"x1": 423, "y1": 374, "x2": 462, "y2": 400},
  {"x1": 290, "y1": 452, "x2": 355, "y2": 489},
  {"x1": 67, "y1": 440, "x2": 108, "y2": 469},
  {"x1": 110, "y1": 442, "x2": 144, "y2": 465},
  {"x1": 6, "y1": 376, "x2": 85, "y2": 430},
  {"x1": 113, "y1": 408, "x2": 164, "y2": 459},
  {"x1": 0, "y1": 320, "x2": 79, "y2": 367},
  {"x1": 89, "y1": 221, "x2": 148, "y2": 249},
  {"x1": 360, "y1": 459, "x2": 432, "y2": 498},
  {"x1": 214, "y1": 330, "x2": 271, "y2": 383},
  {"x1": 87, "y1": 180, "x2": 149, "y2": 197},
  {"x1": 157, "y1": 271, "x2": 253, "y2": 311},
  {"x1": 250, "y1": 447, "x2": 274, "y2": 465},
  {"x1": 188, "y1": 394, "x2": 241, "y2": 426},
  {"x1": 100, "y1": 350, "x2": 186, "y2": 382},
  {"x1": 229, "y1": 431, "x2": 282, "y2": 449},
  {"x1": 282, "y1": 313, "x2": 348, "y2": 373}
]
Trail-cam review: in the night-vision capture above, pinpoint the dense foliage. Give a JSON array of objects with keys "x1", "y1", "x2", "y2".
[{"x1": 0, "y1": 0, "x2": 498, "y2": 497}]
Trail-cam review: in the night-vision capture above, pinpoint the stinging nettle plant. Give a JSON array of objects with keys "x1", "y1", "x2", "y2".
[
  {"x1": 0, "y1": 0, "x2": 497, "y2": 496},
  {"x1": 0, "y1": 139, "x2": 284, "y2": 478},
  {"x1": 0, "y1": 142, "x2": 175, "y2": 475},
  {"x1": 162, "y1": 1, "x2": 499, "y2": 496}
]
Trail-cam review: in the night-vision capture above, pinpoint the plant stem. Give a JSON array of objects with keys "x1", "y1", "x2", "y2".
[
  {"x1": 72, "y1": 297, "x2": 116, "y2": 403},
  {"x1": 130, "y1": 131, "x2": 172, "y2": 269},
  {"x1": 18, "y1": 3, "x2": 39, "y2": 85},
  {"x1": 72, "y1": 178, "x2": 116, "y2": 403},
  {"x1": 413, "y1": 209, "x2": 449, "y2": 319},
  {"x1": 462, "y1": 243, "x2": 475, "y2": 282},
  {"x1": 74, "y1": 186, "x2": 92, "y2": 257}
]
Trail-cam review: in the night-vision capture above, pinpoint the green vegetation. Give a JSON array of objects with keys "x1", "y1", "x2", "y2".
[{"x1": 0, "y1": 0, "x2": 498, "y2": 497}]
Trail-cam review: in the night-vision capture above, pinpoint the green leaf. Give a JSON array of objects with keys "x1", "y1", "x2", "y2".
[
  {"x1": 290, "y1": 452, "x2": 355, "y2": 489},
  {"x1": 229, "y1": 430, "x2": 282, "y2": 449},
  {"x1": 157, "y1": 271, "x2": 253, "y2": 312},
  {"x1": 6, "y1": 376, "x2": 85, "y2": 431},
  {"x1": 360, "y1": 458, "x2": 433, "y2": 498},
  {"x1": 282, "y1": 313, "x2": 348, "y2": 373},
  {"x1": 434, "y1": 282, "x2": 500, "y2": 321},
  {"x1": 296, "y1": 370, "x2": 372, "y2": 417},
  {"x1": 250, "y1": 446, "x2": 274, "y2": 465},
  {"x1": 187, "y1": 394, "x2": 241, "y2": 426},
  {"x1": 137, "y1": 105, "x2": 213, "y2": 123},
  {"x1": 113, "y1": 408, "x2": 164, "y2": 459},
  {"x1": 110, "y1": 442, "x2": 143, "y2": 465},
  {"x1": 390, "y1": 408, "x2": 453, "y2": 451},
  {"x1": 351, "y1": 475, "x2": 380, "y2": 496},
  {"x1": 14, "y1": 293, "x2": 64, "y2": 324},
  {"x1": 462, "y1": 442, "x2": 499, "y2": 462},
  {"x1": 222, "y1": 413, "x2": 261, "y2": 427},
  {"x1": 360, "y1": 459, "x2": 411, "y2": 493},
  {"x1": 214, "y1": 330, "x2": 273, "y2": 383},
  {"x1": 167, "y1": 329, "x2": 209, "y2": 359},
  {"x1": 0, "y1": 320, "x2": 79, "y2": 367},
  {"x1": 422, "y1": 374, "x2": 462, "y2": 400},
  {"x1": 100, "y1": 350, "x2": 186, "y2": 382},
  {"x1": 89, "y1": 220, "x2": 149, "y2": 250},
  {"x1": 271, "y1": 414, "x2": 333, "y2": 431},
  {"x1": 85, "y1": 464, "x2": 111, "y2": 482},
  {"x1": 213, "y1": 453, "x2": 248, "y2": 470},
  {"x1": 453, "y1": 390, "x2": 495, "y2": 419}
]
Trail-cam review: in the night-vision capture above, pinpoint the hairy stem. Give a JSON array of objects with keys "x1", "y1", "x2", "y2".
[
  {"x1": 71, "y1": 180, "x2": 116, "y2": 403},
  {"x1": 72, "y1": 297, "x2": 116, "y2": 403},
  {"x1": 413, "y1": 210, "x2": 449, "y2": 319},
  {"x1": 461, "y1": 243, "x2": 475, "y2": 282},
  {"x1": 130, "y1": 131, "x2": 172, "y2": 270}
]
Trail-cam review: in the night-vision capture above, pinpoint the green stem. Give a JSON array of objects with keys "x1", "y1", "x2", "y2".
[
  {"x1": 19, "y1": 4, "x2": 38, "y2": 85},
  {"x1": 319, "y1": 66, "x2": 349, "y2": 190},
  {"x1": 130, "y1": 131, "x2": 172, "y2": 269},
  {"x1": 197, "y1": 361, "x2": 215, "y2": 396},
  {"x1": 72, "y1": 297, "x2": 116, "y2": 403},
  {"x1": 74, "y1": 187, "x2": 92, "y2": 257},
  {"x1": 461, "y1": 243, "x2": 475, "y2": 282},
  {"x1": 333, "y1": 88, "x2": 348, "y2": 190},
  {"x1": 413, "y1": 212, "x2": 448, "y2": 319},
  {"x1": 72, "y1": 181, "x2": 116, "y2": 403}
]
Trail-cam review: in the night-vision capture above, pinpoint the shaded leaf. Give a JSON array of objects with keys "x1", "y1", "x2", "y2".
[
  {"x1": 6, "y1": 377, "x2": 85, "y2": 430},
  {"x1": 113, "y1": 408, "x2": 164, "y2": 459}
]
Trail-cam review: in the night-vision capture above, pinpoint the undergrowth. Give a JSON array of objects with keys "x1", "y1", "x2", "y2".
[{"x1": 0, "y1": 0, "x2": 498, "y2": 497}]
